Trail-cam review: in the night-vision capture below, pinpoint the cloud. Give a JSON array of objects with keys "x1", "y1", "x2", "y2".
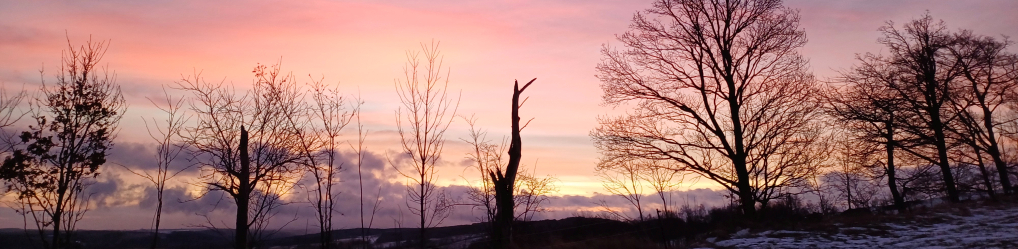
[
  {"x1": 535, "y1": 188, "x2": 731, "y2": 220},
  {"x1": 0, "y1": 25, "x2": 51, "y2": 46},
  {"x1": 88, "y1": 172, "x2": 141, "y2": 209},
  {"x1": 81, "y1": 143, "x2": 734, "y2": 230},
  {"x1": 139, "y1": 185, "x2": 233, "y2": 215},
  {"x1": 106, "y1": 141, "x2": 158, "y2": 170},
  {"x1": 106, "y1": 140, "x2": 199, "y2": 175}
]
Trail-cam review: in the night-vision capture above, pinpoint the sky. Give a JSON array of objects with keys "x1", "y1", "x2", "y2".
[{"x1": 0, "y1": 0, "x2": 1016, "y2": 231}]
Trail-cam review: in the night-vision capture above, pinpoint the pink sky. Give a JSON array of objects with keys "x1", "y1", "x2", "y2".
[{"x1": 1, "y1": 0, "x2": 1016, "y2": 230}]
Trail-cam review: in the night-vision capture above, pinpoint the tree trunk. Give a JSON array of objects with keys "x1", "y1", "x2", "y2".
[
  {"x1": 885, "y1": 123, "x2": 905, "y2": 212},
  {"x1": 981, "y1": 106, "x2": 1011, "y2": 195},
  {"x1": 236, "y1": 126, "x2": 250, "y2": 249},
  {"x1": 321, "y1": 173, "x2": 332, "y2": 249},
  {"x1": 419, "y1": 178, "x2": 426, "y2": 249},
  {"x1": 973, "y1": 148, "x2": 996, "y2": 199},
  {"x1": 730, "y1": 111, "x2": 755, "y2": 217},
  {"x1": 492, "y1": 181, "x2": 514, "y2": 249},
  {"x1": 492, "y1": 79, "x2": 534, "y2": 249},
  {"x1": 845, "y1": 174, "x2": 853, "y2": 210},
  {"x1": 989, "y1": 146, "x2": 1010, "y2": 195},
  {"x1": 733, "y1": 156, "x2": 755, "y2": 217},
  {"x1": 419, "y1": 213, "x2": 425, "y2": 249},
  {"x1": 725, "y1": 67, "x2": 756, "y2": 218},
  {"x1": 152, "y1": 194, "x2": 163, "y2": 249},
  {"x1": 52, "y1": 176, "x2": 67, "y2": 249},
  {"x1": 51, "y1": 209, "x2": 61, "y2": 249},
  {"x1": 931, "y1": 111, "x2": 960, "y2": 203}
]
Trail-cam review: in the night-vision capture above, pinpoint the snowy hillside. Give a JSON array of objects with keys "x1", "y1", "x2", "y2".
[{"x1": 708, "y1": 203, "x2": 1018, "y2": 248}]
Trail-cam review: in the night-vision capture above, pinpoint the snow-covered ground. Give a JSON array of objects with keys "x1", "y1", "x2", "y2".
[{"x1": 708, "y1": 204, "x2": 1018, "y2": 248}]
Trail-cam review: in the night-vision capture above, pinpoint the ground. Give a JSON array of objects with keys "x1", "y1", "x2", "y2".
[{"x1": 706, "y1": 202, "x2": 1018, "y2": 248}]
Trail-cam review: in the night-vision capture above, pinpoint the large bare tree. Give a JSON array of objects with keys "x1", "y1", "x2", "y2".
[
  {"x1": 0, "y1": 37, "x2": 126, "y2": 249},
  {"x1": 391, "y1": 41, "x2": 458, "y2": 249},
  {"x1": 488, "y1": 79, "x2": 537, "y2": 248},
  {"x1": 178, "y1": 63, "x2": 308, "y2": 249},
  {"x1": 946, "y1": 31, "x2": 1018, "y2": 195},
  {"x1": 592, "y1": 0, "x2": 822, "y2": 217},
  {"x1": 872, "y1": 14, "x2": 966, "y2": 202},
  {"x1": 827, "y1": 58, "x2": 913, "y2": 211}
]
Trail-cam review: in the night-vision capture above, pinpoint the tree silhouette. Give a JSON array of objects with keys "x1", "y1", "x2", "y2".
[
  {"x1": 178, "y1": 63, "x2": 308, "y2": 249},
  {"x1": 391, "y1": 41, "x2": 458, "y2": 249},
  {"x1": 598, "y1": 159, "x2": 682, "y2": 221},
  {"x1": 592, "y1": 0, "x2": 822, "y2": 217},
  {"x1": 513, "y1": 165, "x2": 557, "y2": 222},
  {"x1": 488, "y1": 79, "x2": 536, "y2": 249},
  {"x1": 463, "y1": 116, "x2": 504, "y2": 228},
  {"x1": 827, "y1": 58, "x2": 913, "y2": 211},
  {"x1": 463, "y1": 113, "x2": 555, "y2": 245},
  {"x1": 128, "y1": 89, "x2": 191, "y2": 249},
  {"x1": 0, "y1": 37, "x2": 125, "y2": 249},
  {"x1": 946, "y1": 31, "x2": 1018, "y2": 195},
  {"x1": 872, "y1": 14, "x2": 964, "y2": 202},
  {"x1": 596, "y1": 160, "x2": 646, "y2": 222},
  {"x1": 291, "y1": 77, "x2": 356, "y2": 249},
  {"x1": 350, "y1": 95, "x2": 381, "y2": 249}
]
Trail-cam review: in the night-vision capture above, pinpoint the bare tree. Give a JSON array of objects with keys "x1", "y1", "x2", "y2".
[
  {"x1": 349, "y1": 95, "x2": 381, "y2": 249},
  {"x1": 592, "y1": 0, "x2": 821, "y2": 217},
  {"x1": 826, "y1": 135, "x2": 880, "y2": 210},
  {"x1": 128, "y1": 89, "x2": 192, "y2": 249},
  {"x1": 949, "y1": 145, "x2": 996, "y2": 198},
  {"x1": 462, "y1": 116, "x2": 505, "y2": 227},
  {"x1": 178, "y1": 63, "x2": 308, "y2": 249},
  {"x1": 826, "y1": 60, "x2": 913, "y2": 211},
  {"x1": 291, "y1": 77, "x2": 355, "y2": 249},
  {"x1": 0, "y1": 37, "x2": 126, "y2": 249},
  {"x1": 804, "y1": 168, "x2": 838, "y2": 214},
  {"x1": 643, "y1": 161, "x2": 680, "y2": 214},
  {"x1": 874, "y1": 14, "x2": 965, "y2": 202},
  {"x1": 946, "y1": 31, "x2": 1018, "y2": 195},
  {"x1": 596, "y1": 160, "x2": 646, "y2": 222},
  {"x1": 462, "y1": 115, "x2": 555, "y2": 238},
  {"x1": 489, "y1": 78, "x2": 537, "y2": 249},
  {"x1": 513, "y1": 165, "x2": 557, "y2": 222},
  {"x1": 391, "y1": 41, "x2": 458, "y2": 249}
]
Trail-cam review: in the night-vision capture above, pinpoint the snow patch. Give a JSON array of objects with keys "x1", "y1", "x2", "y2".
[{"x1": 711, "y1": 206, "x2": 1018, "y2": 248}]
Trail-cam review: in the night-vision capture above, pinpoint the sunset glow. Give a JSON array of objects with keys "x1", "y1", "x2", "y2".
[{"x1": 1, "y1": 0, "x2": 1016, "y2": 233}]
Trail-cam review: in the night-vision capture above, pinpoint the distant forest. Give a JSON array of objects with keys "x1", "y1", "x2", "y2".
[{"x1": 2, "y1": 0, "x2": 1018, "y2": 248}]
